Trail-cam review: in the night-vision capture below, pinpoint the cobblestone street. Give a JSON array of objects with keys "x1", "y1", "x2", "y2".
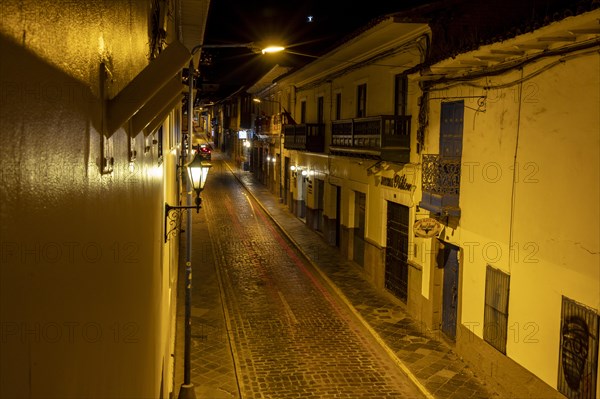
[
  {"x1": 173, "y1": 155, "x2": 494, "y2": 399},
  {"x1": 182, "y1": 159, "x2": 426, "y2": 398}
]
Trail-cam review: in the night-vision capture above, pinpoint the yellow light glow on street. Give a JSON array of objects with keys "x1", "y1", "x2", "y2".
[{"x1": 261, "y1": 46, "x2": 285, "y2": 54}]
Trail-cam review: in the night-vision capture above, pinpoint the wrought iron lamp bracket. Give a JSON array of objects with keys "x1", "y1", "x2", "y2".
[{"x1": 164, "y1": 198, "x2": 202, "y2": 242}]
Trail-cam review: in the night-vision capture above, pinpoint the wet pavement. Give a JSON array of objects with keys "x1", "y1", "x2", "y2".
[{"x1": 173, "y1": 155, "x2": 496, "y2": 399}]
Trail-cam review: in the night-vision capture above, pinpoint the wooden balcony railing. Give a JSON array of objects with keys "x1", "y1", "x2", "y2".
[
  {"x1": 255, "y1": 114, "x2": 283, "y2": 135},
  {"x1": 330, "y1": 115, "x2": 411, "y2": 163},
  {"x1": 283, "y1": 123, "x2": 325, "y2": 152}
]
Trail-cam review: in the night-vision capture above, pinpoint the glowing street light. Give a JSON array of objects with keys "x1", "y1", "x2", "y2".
[{"x1": 261, "y1": 45, "x2": 286, "y2": 54}]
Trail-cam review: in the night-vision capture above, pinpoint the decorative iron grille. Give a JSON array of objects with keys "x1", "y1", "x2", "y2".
[{"x1": 421, "y1": 154, "x2": 461, "y2": 195}]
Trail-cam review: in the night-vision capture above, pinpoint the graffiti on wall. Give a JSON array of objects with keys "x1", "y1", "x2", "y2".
[{"x1": 558, "y1": 296, "x2": 599, "y2": 399}]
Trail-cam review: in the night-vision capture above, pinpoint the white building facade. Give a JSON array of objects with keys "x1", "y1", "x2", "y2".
[{"x1": 416, "y1": 9, "x2": 600, "y2": 398}]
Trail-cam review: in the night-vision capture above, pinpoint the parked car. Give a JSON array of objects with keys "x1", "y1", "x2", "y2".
[{"x1": 195, "y1": 143, "x2": 212, "y2": 160}]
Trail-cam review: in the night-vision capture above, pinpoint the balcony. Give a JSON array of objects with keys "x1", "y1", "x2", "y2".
[
  {"x1": 255, "y1": 114, "x2": 282, "y2": 135},
  {"x1": 419, "y1": 154, "x2": 461, "y2": 218},
  {"x1": 283, "y1": 123, "x2": 325, "y2": 152},
  {"x1": 330, "y1": 115, "x2": 411, "y2": 163}
]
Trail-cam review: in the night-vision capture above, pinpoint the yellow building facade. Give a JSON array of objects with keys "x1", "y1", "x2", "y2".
[
  {"x1": 251, "y1": 9, "x2": 600, "y2": 398},
  {"x1": 0, "y1": 1, "x2": 209, "y2": 397}
]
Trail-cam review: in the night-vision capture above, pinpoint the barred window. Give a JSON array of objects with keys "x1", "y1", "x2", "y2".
[{"x1": 484, "y1": 265, "x2": 510, "y2": 353}]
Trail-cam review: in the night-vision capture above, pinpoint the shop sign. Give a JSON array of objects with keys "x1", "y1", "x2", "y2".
[
  {"x1": 414, "y1": 218, "x2": 442, "y2": 238},
  {"x1": 380, "y1": 173, "x2": 413, "y2": 191}
]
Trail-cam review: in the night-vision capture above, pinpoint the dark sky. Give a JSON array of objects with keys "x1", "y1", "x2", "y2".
[{"x1": 200, "y1": 0, "x2": 431, "y2": 101}]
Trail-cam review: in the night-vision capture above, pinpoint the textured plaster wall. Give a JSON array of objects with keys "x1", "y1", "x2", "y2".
[
  {"x1": 0, "y1": 1, "x2": 176, "y2": 398},
  {"x1": 507, "y1": 53, "x2": 600, "y2": 386},
  {"x1": 425, "y1": 50, "x2": 600, "y2": 389}
]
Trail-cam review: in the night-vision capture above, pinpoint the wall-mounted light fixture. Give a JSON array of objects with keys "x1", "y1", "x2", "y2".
[
  {"x1": 164, "y1": 152, "x2": 212, "y2": 242},
  {"x1": 302, "y1": 169, "x2": 310, "y2": 182}
]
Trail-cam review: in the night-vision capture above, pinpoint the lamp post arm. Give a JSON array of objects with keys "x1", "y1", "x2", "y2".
[
  {"x1": 191, "y1": 42, "x2": 258, "y2": 55},
  {"x1": 164, "y1": 200, "x2": 202, "y2": 243}
]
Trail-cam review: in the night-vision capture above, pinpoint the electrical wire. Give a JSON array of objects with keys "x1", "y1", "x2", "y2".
[{"x1": 427, "y1": 39, "x2": 599, "y2": 91}]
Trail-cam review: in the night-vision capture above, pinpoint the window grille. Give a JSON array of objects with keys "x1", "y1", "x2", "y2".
[
  {"x1": 558, "y1": 296, "x2": 599, "y2": 399},
  {"x1": 484, "y1": 265, "x2": 510, "y2": 353}
]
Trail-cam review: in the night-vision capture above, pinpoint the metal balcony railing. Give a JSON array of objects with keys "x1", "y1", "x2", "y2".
[
  {"x1": 330, "y1": 115, "x2": 411, "y2": 162},
  {"x1": 419, "y1": 154, "x2": 461, "y2": 217},
  {"x1": 283, "y1": 123, "x2": 325, "y2": 152}
]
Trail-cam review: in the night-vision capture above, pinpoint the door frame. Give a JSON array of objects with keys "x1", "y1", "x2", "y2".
[{"x1": 440, "y1": 241, "x2": 461, "y2": 340}]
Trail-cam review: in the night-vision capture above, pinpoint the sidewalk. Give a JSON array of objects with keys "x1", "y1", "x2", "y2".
[{"x1": 229, "y1": 164, "x2": 496, "y2": 399}]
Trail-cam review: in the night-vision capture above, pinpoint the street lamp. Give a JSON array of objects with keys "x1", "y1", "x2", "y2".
[
  {"x1": 166, "y1": 152, "x2": 211, "y2": 399},
  {"x1": 261, "y1": 45, "x2": 285, "y2": 54},
  {"x1": 164, "y1": 152, "x2": 212, "y2": 241},
  {"x1": 186, "y1": 153, "x2": 212, "y2": 208},
  {"x1": 176, "y1": 42, "x2": 283, "y2": 399}
]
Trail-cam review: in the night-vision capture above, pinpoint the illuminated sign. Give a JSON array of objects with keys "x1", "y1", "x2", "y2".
[{"x1": 413, "y1": 218, "x2": 442, "y2": 238}]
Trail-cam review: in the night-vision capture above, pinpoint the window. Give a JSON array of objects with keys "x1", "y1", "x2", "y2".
[
  {"x1": 156, "y1": 126, "x2": 163, "y2": 164},
  {"x1": 356, "y1": 83, "x2": 367, "y2": 118},
  {"x1": 335, "y1": 93, "x2": 341, "y2": 120},
  {"x1": 484, "y1": 265, "x2": 510, "y2": 353},
  {"x1": 300, "y1": 100, "x2": 306, "y2": 124},
  {"x1": 317, "y1": 96, "x2": 324, "y2": 124},
  {"x1": 173, "y1": 109, "x2": 180, "y2": 150},
  {"x1": 394, "y1": 73, "x2": 408, "y2": 116}
]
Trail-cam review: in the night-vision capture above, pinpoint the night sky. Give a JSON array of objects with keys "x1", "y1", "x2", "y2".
[{"x1": 200, "y1": 0, "x2": 432, "y2": 101}]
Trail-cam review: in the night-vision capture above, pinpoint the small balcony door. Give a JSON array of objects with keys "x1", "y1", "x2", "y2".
[
  {"x1": 394, "y1": 73, "x2": 408, "y2": 117},
  {"x1": 353, "y1": 191, "x2": 366, "y2": 266},
  {"x1": 440, "y1": 101, "x2": 464, "y2": 158},
  {"x1": 356, "y1": 84, "x2": 367, "y2": 118}
]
